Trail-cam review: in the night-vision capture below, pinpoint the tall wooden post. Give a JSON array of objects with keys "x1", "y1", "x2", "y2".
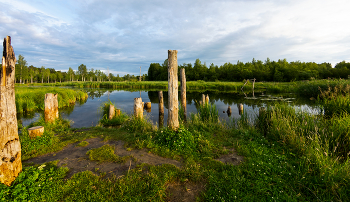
[
  {"x1": 158, "y1": 91, "x2": 164, "y2": 128},
  {"x1": 0, "y1": 36, "x2": 22, "y2": 186},
  {"x1": 109, "y1": 104, "x2": 115, "y2": 120},
  {"x1": 134, "y1": 97, "x2": 143, "y2": 119},
  {"x1": 167, "y1": 50, "x2": 179, "y2": 130},
  {"x1": 253, "y1": 78, "x2": 256, "y2": 97},
  {"x1": 205, "y1": 94, "x2": 209, "y2": 104},
  {"x1": 180, "y1": 68, "x2": 187, "y2": 121},
  {"x1": 44, "y1": 93, "x2": 59, "y2": 123}
]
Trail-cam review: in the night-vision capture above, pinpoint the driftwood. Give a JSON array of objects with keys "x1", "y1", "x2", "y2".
[
  {"x1": 167, "y1": 50, "x2": 179, "y2": 130},
  {"x1": 0, "y1": 36, "x2": 22, "y2": 186},
  {"x1": 28, "y1": 126, "x2": 44, "y2": 139}
]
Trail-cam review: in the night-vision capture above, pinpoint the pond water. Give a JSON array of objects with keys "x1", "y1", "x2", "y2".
[{"x1": 19, "y1": 89, "x2": 320, "y2": 128}]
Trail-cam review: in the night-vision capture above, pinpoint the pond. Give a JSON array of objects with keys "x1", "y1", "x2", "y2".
[{"x1": 19, "y1": 89, "x2": 319, "y2": 128}]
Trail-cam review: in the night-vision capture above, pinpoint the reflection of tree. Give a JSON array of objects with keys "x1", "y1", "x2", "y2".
[
  {"x1": 85, "y1": 89, "x2": 109, "y2": 100},
  {"x1": 61, "y1": 104, "x2": 75, "y2": 115}
]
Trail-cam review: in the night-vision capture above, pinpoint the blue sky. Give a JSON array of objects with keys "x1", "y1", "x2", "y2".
[{"x1": 1, "y1": 0, "x2": 350, "y2": 76}]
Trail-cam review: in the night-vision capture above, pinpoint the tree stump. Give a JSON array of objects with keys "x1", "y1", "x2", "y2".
[
  {"x1": 167, "y1": 50, "x2": 179, "y2": 130},
  {"x1": 109, "y1": 104, "x2": 115, "y2": 120},
  {"x1": 180, "y1": 68, "x2": 187, "y2": 121},
  {"x1": 205, "y1": 94, "x2": 209, "y2": 104},
  {"x1": 28, "y1": 126, "x2": 44, "y2": 139},
  {"x1": 44, "y1": 93, "x2": 58, "y2": 123},
  {"x1": 134, "y1": 97, "x2": 143, "y2": 119},
  {"x1": 116, "y1": 109, "x2": 120, "y2": 117},
  {"x1": 0, "y1": 36, "x2": 22, "y2": 186},
  {"x1": 145, "y1": 102, "x2": 151, "y2": 113},
  {"x1": 202, "y1": 94, "x2": 205, "y2": 105}
]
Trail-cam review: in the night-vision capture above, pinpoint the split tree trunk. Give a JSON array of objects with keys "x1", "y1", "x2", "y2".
[
  {"x1": 167, "y1": 50, "x2": 179, "y2": 130},
  {"x1": 0, "y1": 36, "x2": 22, "y2": 186},
  {"x1": 180, "y1": 68, "x2": 187, "y2": 121},
  {"x1": 44, "y1": 93, "x2": 59, "y2": 123}
]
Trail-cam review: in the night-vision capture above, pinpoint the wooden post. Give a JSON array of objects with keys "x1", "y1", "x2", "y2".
[
  {"x1": 241, "y1": 79, "x2": 248, "y2": 91},
  {"x1": 253, "y1": 78, "x2": 256, "y2": 97},
  {"x1": 109, "y1": 104, "x2": 115, "y2": 120},
  {"x1": 205, "y1": 94, "x2": 209, "y2": 104},
  {"x1": 28, "y1": 126, "x2": 44, "y2": 139},
  {"x1": 134, "y1": 97, "x2": 143, "y2": 119},
  {"x1": 0, "y1": 36, "x2": 22, "y2": 186},
  {"x1": 158, "y1": 91, "x2": 164, "y2": 128},
  {"x1": 239, "y1": 104, "x2": 244, "y2": 115},
  {"x1": 145, "y1": 102, "x2": 151, "y2": 113},
  {"x1": 202, "y1": 94, "x2": 205, "y2": 106},
  {"x1": 116, "y1": 109, "x2": 120, "y2": 117},
  {"x1": 180, "y1": 68, "x2": 187, "y2": 121},
  {"x1": 44, "y1": 93, "x2": 59, "y2": 123},
  {"x1": 167, "y1": 50, "x2": 179, "y2": 130},
  {"x1": 227, "y1": 106, "x2": 232, "y2": 115}
]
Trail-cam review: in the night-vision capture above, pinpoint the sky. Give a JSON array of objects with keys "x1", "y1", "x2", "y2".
[{"x1": 1, "y1": 0, "x2": 350, "y2": 76}]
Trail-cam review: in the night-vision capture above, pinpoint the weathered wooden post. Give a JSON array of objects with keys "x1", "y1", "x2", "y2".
[
  {"x1": 145, "y1": 102, "x2": 151, "y2": 113},
  {"x1": 158, "y1": 91, "x2": 164, "y2": 128},
  {"x1": 167, "y1": 50, "x2": 179, "y2": 130},
  {"x1": 0, "y1": 36, "x2": 22, "y2": 186},
  {"x1": 109, "y1": 104, "x2": 115, "y2": 120},
  {"x1": 227, "y1": 106, "x2": 232, "y2": 117},
  {"x1": 202, "y1": 94, "x2": 205, "y2": 106},
  {"x1": 180, "y1": 68, "x2": 187, "y2": 121},
  {"x1": 239, "y1": 103, "x2": 244, "y2": 115},
  {"x1": 252, "y1": 78, "x2": 256, "y2": 97},
  {"x1": 205, "y1": 94, "x2": 209, "y2": 104},
  {"x1": 44, "y1": 93, "x2": 59, "y2": 123},
  {"x1": 134, "y1": 97, "x2": 143, "y2": 119}
]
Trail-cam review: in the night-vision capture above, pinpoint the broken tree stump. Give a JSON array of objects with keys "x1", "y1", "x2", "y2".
[
  {"x1": 109, "y1": 104, "x2": 115, "y2": 120},
  {"x1": 44, "y1": 93, "x2": 59, "y2": 123},
  {"x1": 180, "y1": 68, "x2": 187, "y2": 121},
  {"x1": 134, "y1": 97, "x2": 143, "y2": 119},
  {"x1": 0, "y1": 36, "x2": 22, "y2": 186},
  {"x1": 116, "y1": 109, "x2": 120, "y2": 117},
  {"x1": 167, "y1": 50, "x2": 179, "y2": 130},
  {"x1": 28, "y1": 126, "x2": 44, "y2": 139}
]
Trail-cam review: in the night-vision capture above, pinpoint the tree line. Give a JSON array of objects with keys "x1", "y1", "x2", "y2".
[
  {"x1": 0, "y1": 55, "x2": 146, "y2": 84},
  {"x1": 148, "y1": 58, "x2": 350, "y2": 82}
]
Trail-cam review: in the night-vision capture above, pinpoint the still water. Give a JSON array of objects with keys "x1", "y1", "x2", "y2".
[{"x1": 20, "y1": 89, "x2": 319, "y2": 128}]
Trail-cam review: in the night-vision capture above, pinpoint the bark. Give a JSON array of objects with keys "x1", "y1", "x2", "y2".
[
  {"x1": 44, "y1": 93, "x2": 59, "y2": 123},
  {"x1": 0, "y1": 36, "x2": 22, "y2": 186},
  {"x1": 167, "y1": 50, "x2": 179, "y2": 130}
]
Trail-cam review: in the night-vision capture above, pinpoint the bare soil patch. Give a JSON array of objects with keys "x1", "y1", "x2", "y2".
[
  {"x1": 166, "y1": 181, "x2": 206, "y2": 202},
  {"x1": 215, "y1": 148, "x2": 244, "y2": 165},
  {"x1": 24, "y1": 137, "x2": 181, "y2": 178}
]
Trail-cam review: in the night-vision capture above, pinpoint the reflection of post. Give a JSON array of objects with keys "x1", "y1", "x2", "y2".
[
  {"x1": 167, "y1": 50, "x2": 179, "y2": 130},
  {"x1": 158, "y1": 91, "x2": 164, "y2": 128},
  {"x1": 0, "y1": 36, "x2": 22, "y2": 186},
  {"x1": 253, "y1": 78, "x2": 256, "y2": 97},
  {"x1": 134, "y1": 97, "x2": 143, "y2": 119},
  {"x1": 238, "y1": 103, "x2": 244, "y2": 115},
  {"x1": 180, "y1": 68, "x2": 187, "y2": 121}
]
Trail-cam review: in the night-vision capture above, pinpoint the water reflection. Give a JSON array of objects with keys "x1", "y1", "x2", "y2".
[{"x1": 20, "y1": 89, "x2": 319, "y2": 128}]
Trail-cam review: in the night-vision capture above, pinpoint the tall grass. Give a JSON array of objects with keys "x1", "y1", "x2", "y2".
[
  {"x1": 196, "y1": 102, "x2": 219, "y2": 123},
  {"x1": 99, "y1": 101, "x2": 128, "y2": 126},
  {"x1": 15, "y1": 87, "x2": 88, "y2": 114}
]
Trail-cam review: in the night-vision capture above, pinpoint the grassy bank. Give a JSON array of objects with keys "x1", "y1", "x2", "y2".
[
  {"x1": 15, "y1": 87, "x2": 88, "y2": 114},
  {"x1": 1, "y1": 92, "x2": 349, "y2": 201}
]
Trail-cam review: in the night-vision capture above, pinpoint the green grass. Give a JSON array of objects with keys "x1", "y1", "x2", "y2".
[
  {"x1": 86, "y1": 144, "x2": 133, "y2": 163},
  {"x1": 15, "y1": 87, "x2": 88, "y2": 114},
  {"x1": 76, "y1": 141, "x2": 89, "y2": 147},
  {"x1": 99, "y1": 101, "x2": 129, "y2": 126}
]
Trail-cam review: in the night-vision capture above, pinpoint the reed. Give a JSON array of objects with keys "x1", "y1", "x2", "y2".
[{"x1": 15, "y1": 87, "x2": 88, "y2": 114}]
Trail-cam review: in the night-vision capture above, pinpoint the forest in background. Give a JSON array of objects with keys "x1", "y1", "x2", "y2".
[{"x1": 2, "y1": 54, "x2": 350, "y2": 83}]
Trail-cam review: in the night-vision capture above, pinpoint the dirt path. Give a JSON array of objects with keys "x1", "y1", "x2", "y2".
[{"x1": 24, "y1": 137, "x2": 181, "y2": 178}]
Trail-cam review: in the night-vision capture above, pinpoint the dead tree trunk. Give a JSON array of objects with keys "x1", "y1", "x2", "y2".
[
  {"x1": 44, "y1": 93, "x2": 59, "y2": 123},
  {"x1": 134, "y1": 97, "x2": 143, "y2": 119},
  {"x1": 109, "y1": 104, "x2": 115, "y2": 120},
  {"x1": 0, "y1": 36, "x2": 22, "y2": 186},
  {"x1": 167, "y1": 50, "x2": 179, "y2": 130},
  {"x1": 180, "y1": 68, "x2": 187, "y2": 121}
]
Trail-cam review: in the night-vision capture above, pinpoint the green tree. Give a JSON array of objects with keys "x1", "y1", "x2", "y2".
[
  {"x1": 17, "y1": 54, "x2": 27, "y2": 83},
  {"x1": 40, "y1": 66, "x2": 45, "y2": 83},
  {"x1": 78, "y1": 64, "x2": 87, "y2": 81},
  {"x1": 68, "y1": 67, "x2": 74, "y2": 81},
  {"x1": 45, "y1": 69, "x2": 50, "y2": 83}
]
